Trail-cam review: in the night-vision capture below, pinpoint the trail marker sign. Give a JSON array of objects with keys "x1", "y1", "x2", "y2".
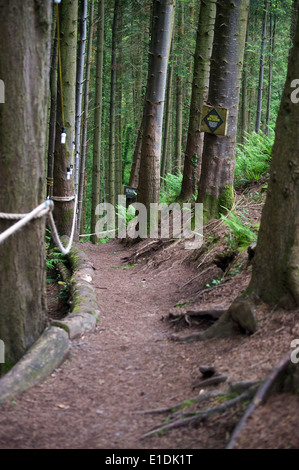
[{"x1": 201, "y1": 105, "x2": 229, "y2": 136}]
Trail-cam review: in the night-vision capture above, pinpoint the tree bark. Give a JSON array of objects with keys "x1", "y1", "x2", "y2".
[
  {"x1": 161, "y1": 37, "x2": 174, "y2": 179},
  {"x1": 180, "y1": 0, "x2": 216, "y2": 200},
  {"x1": 78, "y1": 0, "x2": 95, "y2": 235},
  {"x1": 248, "y1": 2, "x2": 299, "y2": 307},
  {"x1": 75, "y1": 0, "x2": 88, "y2": 232},
  {"x1": 47, "y1": 11, "x2": 58, "y2": 198},
  {"x1": 53, "y1": 0, "x2": 78, "y2": 236},
  {"x1": 91, "y1": 0, "x2": 104, "y2": 244},
  {"x1": 240, "y1": 20, "x2": 249, "y2": 143},
  {"x1": 108, "y1": 0, "x2": 119, "y2": 207},
  {"x1": 197, "y1": 0, "x2": 249, "y2": 221},
  {"x1": 0, "y1": 0, "x2": 52, "y2": 369},
  {"x1": 255, "y1": 0, "x2": 268, "y2": 134},
  {"x1": 265, "y1": 1, "x2": 276, "y2": 135},
  {"x1": 137, "y1": 0, "x2": 175, "y2": 211},
  {"x1": 174, "y1": 3, "x2": 184, "y2": 175}
]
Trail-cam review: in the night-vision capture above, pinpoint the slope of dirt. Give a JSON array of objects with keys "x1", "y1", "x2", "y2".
[{"x1": 0, "y1": 202, "x2": 299, "y2": 448}]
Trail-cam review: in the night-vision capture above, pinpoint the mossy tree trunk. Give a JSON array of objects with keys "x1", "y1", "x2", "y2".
[
  {"x1": 0, "y1": 0, "x2": 52, "y2": 370},
  {"x1": 138, "y1": 0, "x2": 175, "y2": 211},
  {"x1": 197, "y1": 0, "x2": 249, "y2": 221},
  {"x1": 179, "y1": 0, "x2": 216, "y2": 200},
  {"x1": 248, "y1": 3, "x2": 299, "y2": 308},
  {"x1": 53, "y1": 0, "x2": 78, "y2": 235}
]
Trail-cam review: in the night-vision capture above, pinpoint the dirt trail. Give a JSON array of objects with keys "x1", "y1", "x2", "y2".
[
  {"x1": 0, "y1": 239, "x2": 220, "y2": 449},
  {"x1": 1, "y1": 237, "x2": 298, "y2": 449}
]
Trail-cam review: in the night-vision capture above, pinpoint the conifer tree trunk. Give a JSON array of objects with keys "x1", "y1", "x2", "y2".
[
  {"x1": 138, "y1": 0, "x2": 175, "y2": 211},
  {"x1": 53, "y1": 0, "x2": 78, "y2": 235},
  {"x1": 240, "y1": 20, "x2": 249, "y2": 143},
  {"x1": 174, "y1": 3, "x2": 184, "y2": 175},
  {"x1": 161, "y1": 37, "x2": 174, "y2": 179},
  {"x1": 78, "y1": 0, "x2": 95, "y2": 235},
  {"x1": 255, "y1": 0, "x2": 268, "y2": 133},
  {"x1": 197, "y1": 0, "x2": 249, "y2": 221},
  {"x1": 75, "y1": 0, "x2": 88, "y2": 233},
  {"x1": 180, "y1": 0, "x2": 216, "y2": 200},
  {"x1": 115, "y1": 9, "x2": 123, "y2": 199},
  {"x1": 47, "y1": 13, "x2": 58, "y2": 198},
  {"x1": 248, "y1": 1, "x2": 299, "y2": 308},
  {"x1": 91, "y1": 0, "x2": 104, "y2": 244},
  {"x1": 0, "y1": 0, "x2": 52, "y2": 369},
  {"x1": 265, "y1": 2, "x2": 276, "y2": 135},
  {"x1": 108, "y1": 0, "x2": 119, "y2": 207}
]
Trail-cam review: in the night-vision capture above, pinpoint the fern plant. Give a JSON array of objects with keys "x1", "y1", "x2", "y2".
[
  {"x1": 220, "y1": 209, "x2": 257, "y2": 251},
  {"x1": 160, "y1": 172, "x2": 183, "y2": 204},
  {"x1": 235, "y1": 129, "x2": 274, "y2": 187}
]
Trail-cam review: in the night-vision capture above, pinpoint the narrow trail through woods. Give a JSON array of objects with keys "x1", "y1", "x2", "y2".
[
  {"x1": 1, "y1": 238, "x2": 298, "y2": 449},
  {"x1": 0, "y1": 239, "x2": 221, "y2": 449}
]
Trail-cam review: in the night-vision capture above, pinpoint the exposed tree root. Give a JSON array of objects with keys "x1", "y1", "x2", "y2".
[
  {"x1": 226, "y1": 353, "x2": 291, "y2": 449},
  {"x1": 171, "y1": 295, "x2": 257, "y2": 343},
  {"x1": 140, "y1": 384, "x2": 259, "y2": 440},
  {"x1": 168, "y1": 306, "x2": 226, "y2": 328}
]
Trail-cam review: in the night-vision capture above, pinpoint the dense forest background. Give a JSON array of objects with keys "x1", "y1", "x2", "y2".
[{"x1": 76, "y1": 0, "x2": 294, "y2": 237}]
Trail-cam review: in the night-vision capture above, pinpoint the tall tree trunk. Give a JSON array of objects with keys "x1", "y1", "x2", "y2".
[
  {"x1": 180, "y1": 0, "x2": 216, "y2": 200},
  {"x1": 108, "y1": 0, "x2": 119, "y2": 207},
  {"x1": 128, "y1": 2, "x2": 151, "y2": 190},
  {"x1": 91, "y1": 0, "x2": 104, "y2": 245},
  {"x1": 248, "y1": 1, "x2": 299, "y2": 308},
  {"x1": 129, "y1": 118, "x2": 143, "y2": 189},
  {"x1": 0, "y1": 0, "x2": 52, "y2": 369},
  {"x1": 75, "y1": 0, "x2": 88, "y2": 233},
  {"x1": 255, "y1": 0, "x2": 268, "y2": 134},
  {"x1": 240, "y1": 20, "x2": 249, "y2": 143},
  {"x1": 174, "y1": 3, "x2": 184, "y2": 175},
  {"x1": 161, "y1": 37, "x2": 174, "y2": 179},
  {"x1": 291, "y1": 0, "x2": 298, "y2": 43},
  {"x1": 137, "y1": 0, "x2": 175, "y2": 211},
  {"x1": 197, "y1": 0, "x2": 249, "y2": 221},
  {"x1": 47, "y1": 12, "x2": 58, "y2": 198},
  {"x1": 265, "y1": 1, "x2": 276, "y2": 135},
  {"x1": 53, "y1": 0, "x2": 78, "y2": 235},
  {"x1": 78, "y1": 0, "x2": 95, "y2": 234},
  {"x1": 115, "y1": 8, "x2": 123, "y2": 200}
]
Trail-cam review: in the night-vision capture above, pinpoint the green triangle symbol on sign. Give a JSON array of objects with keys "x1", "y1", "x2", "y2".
[{"x1": 204, "y1": 108, "x2": 224, "y2": 133}]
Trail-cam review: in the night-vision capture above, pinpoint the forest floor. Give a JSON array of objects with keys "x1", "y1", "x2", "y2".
[{"x1": 0, "y1": 186, "x2": 299, "y2": 449}]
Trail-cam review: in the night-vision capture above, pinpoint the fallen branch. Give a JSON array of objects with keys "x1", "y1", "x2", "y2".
[
  {"x1": 180, "y1": 266, "x2": 215, "y2": 290},
  {"x1": 140, "y1": 387, "x2": 257, "y2": 440},
  {"x1": 226, "y1": 353, "x2": 291, "y2": 449},
  {"x1": 134, "y1": 380, "x2": 259, "y2": 417},
  {"x1": 192, "y1": 375, "x2": 228, "y2": 390},
  {"x1": 133, "y1": 389, "x2": 225, "y2": 415}
]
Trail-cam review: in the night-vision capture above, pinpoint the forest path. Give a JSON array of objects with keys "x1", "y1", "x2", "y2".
[{"x1": 0, "y1": 238, "x2": 223, "y2": 449}]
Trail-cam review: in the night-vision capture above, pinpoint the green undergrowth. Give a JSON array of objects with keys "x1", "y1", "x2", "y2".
[
  {"x1": 220, "y1": 209, "x2": 258, "y2": 251},
  {"x1": 46, "y1": 229, "x2": 70, "y2": 308},
  {"x1": 235, "y1": 129, "x2": 274, "y2": 188}
]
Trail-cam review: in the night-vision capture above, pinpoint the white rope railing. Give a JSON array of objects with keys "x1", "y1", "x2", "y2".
[
  {"x1": 48, "y1": 195, "x2": 77, "y2": 255},
  {"x1": 0, "y1": 200, "x2": 54, "y2": 245},
  {"x1": 0, "y1": 196, "x2": 77, "y2": 256}
]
